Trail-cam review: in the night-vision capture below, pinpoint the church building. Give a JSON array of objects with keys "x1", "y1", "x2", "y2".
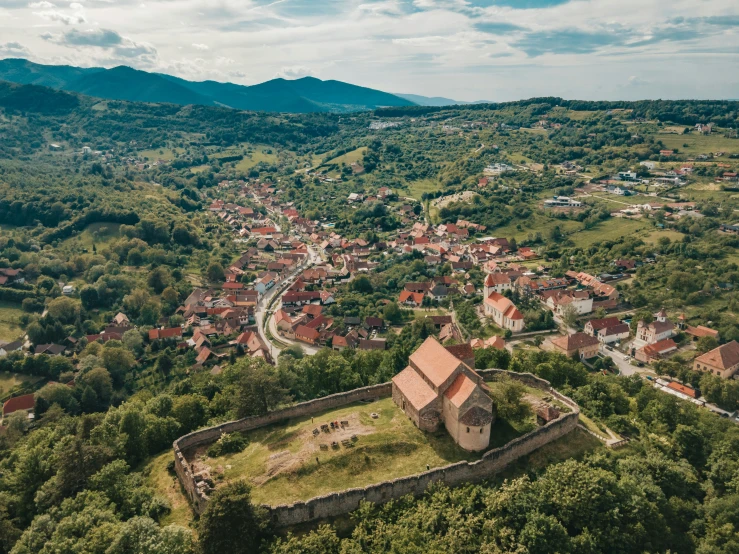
[{"x1": 392, "y1": 337, "x2": 494, "y2": 451}]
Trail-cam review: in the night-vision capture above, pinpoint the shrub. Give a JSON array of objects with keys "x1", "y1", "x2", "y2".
[{"x1": 207, "y1": 432, "x2": 247, "y2": 457}]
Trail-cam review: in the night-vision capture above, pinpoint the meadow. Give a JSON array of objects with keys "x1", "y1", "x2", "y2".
[{"x1": 196, "y1": 390, "x2": 540, "y2": 506}]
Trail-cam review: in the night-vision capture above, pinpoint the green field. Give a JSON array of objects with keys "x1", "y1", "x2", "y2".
[
  {"x1": 196, "y1": 394, "x2": 537, "y2": 506},
  {"x1": 657, "y1": 133, "x2": 739, "y2": 156},
  {"x1": 139, "y1": 147, "x2": 185, "y2": 161},
  {"x1": 642, "y1": 229, "x2": 685, "y2": 245},
  {"x1": 0, "y1": 301, "x2": 25, "y2": 342},
  {"x1": 321, "y1": 147, "x2": 367, "y2": 168},
  {"x1": 60, "y1": 222, "x2": 121, "y2": 250},
  {"x1": 567, "y1": 218, "x2": 649, "y2": 248},
  {"x1": 407, "y1": 179, "x2": 442, "y2": 200},
  {"x1": 490, "y1": 213, "x2": 581, "y2": 243},
  {"x1": 0, "y1": 371, "x2": 39, "y2": 399}
]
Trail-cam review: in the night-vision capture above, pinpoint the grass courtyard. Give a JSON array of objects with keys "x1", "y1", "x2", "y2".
[{"x1": 191, "y1": 393, "x2": 540, "y2": 506}]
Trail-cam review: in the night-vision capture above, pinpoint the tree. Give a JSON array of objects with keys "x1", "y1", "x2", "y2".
[
  {"x1": 488, "y1": 377, "x2": 531, "y2": 422},
  {"x1": 107, "y1": 517, "x2": 195, "y2": 554},
  {"x1": 236, "y1": 359, "x2": 290, "y2": 417},
  {"x1": 47, "y1": 296, "x2": 80, "y2": 324},
  {"x1": 198, "y1": 482, "x2": 271, "y2": 554},
  {"x1": 122, "y1": 329, "x2": 144, "y2": 356},
  {"x1": 560, "y1": 303, "x2": 579, "y2": 328},
  {"x1": 697, "y1": 335, "x2": 719, "y2": 353},
  {"x1": 77, "y1": 367, "x2": 113, "y2": 409},
  {"x1": 383, "y1": 302, "x2": 402, "y2": 324},
  {"x1": 206, "y1": 262, "x2": 225, "y2": 283},
  {"x1": 351, "y1": 275, "x2": 373, "y2": 293},
  {"x1": 147, "y1": 267, "x2": 171, "y2": 294},
  {"x1": 171, "y1": 395, "x2": 209, "y2": 434},
  {"x1": 102, "y1": 345, "x2": 136, "y2": 386}
]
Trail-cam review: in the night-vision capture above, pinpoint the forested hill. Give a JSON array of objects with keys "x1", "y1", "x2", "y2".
[{"x1": 0, "y1": 58, "x2": 415, "y2": 113}]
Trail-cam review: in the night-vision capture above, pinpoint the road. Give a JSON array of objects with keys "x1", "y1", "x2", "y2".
[
  {"x1": 597, "y1": 344, "x2": 739, "y2": 422},
  {"x1": 254, "y1": 243, "x2": 321, "y2": 360}
]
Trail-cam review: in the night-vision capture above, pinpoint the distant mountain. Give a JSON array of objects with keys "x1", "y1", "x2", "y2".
[
  {"x1": 394, "y1": 93, "x2": 464, "y2": 106},
  {"x1": 0, "y1": 59, "x2": 415, "y2": 113}
]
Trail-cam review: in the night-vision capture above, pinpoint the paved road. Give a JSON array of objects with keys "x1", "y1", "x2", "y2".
[{"x1": 254, "y1": 244, "x2": 321, "y2": 360}]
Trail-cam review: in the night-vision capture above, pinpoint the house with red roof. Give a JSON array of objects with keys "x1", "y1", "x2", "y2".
[
  {"x1": 483, "y1": 292, "x2": 524, "y2": 332},
  {"x1": 149, "y1": 327, "x2": 183, "y2": 341},
  {"x1": 2, "y1": 393, "x2": 35, "y2": 421},
  {"x1": 399, "y1": 290, "x2": 425, "y2": 307},
  {"x1": 693, "y1": 340, "x2": 739, "y2": 379},
  {"x1": 391, "y1": 337, "x2": 493, "y2": 451}
]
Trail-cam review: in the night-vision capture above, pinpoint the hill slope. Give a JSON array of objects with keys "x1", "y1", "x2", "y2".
[{"x1": 0, "y1": 59, "x2": 415, "y2": 113}]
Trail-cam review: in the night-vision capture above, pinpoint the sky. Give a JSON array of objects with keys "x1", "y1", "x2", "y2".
[{"x1": 1, "y1": 0, "x2": 738, "y2": 102}]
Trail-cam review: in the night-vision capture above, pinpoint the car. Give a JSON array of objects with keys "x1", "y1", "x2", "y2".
[
  {"x1": 623, "y1": 355, "x2": 631, "y2": 361},
  {"x1": 605, "y1": 345, "x2": 614, "y2": 351}
]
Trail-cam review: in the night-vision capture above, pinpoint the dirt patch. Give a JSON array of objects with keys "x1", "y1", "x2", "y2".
[{"x1": 432, "y1": 191, "x2": 476, "y2": 209}]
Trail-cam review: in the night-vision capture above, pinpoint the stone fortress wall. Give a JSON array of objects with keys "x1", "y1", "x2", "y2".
[{"x1": 173, "y1": 370, "x2": 579, "y2": 527}]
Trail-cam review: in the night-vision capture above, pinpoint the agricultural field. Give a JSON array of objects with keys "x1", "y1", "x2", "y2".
[
  {"x1": 138, "y1": 147, "x2": 185, "y2": 161},
  {"x1": 657, "y1": 133, "x2": 739, "y2": 156},
  {"x1": 192, "y1": 390, "x2": 542, "y2": 506},
  {"x1": 567, "y1": 217, "x2": 650, "y2": 248}
]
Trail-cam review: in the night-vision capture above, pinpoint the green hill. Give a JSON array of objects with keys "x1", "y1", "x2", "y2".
[{"x1": 0, "y1": 59, "x2": 415, "y2": 113}]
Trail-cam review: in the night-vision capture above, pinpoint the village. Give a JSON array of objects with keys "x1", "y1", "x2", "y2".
[{"x1": 3, "y1": 161, "x2": 739, "y2": 424}]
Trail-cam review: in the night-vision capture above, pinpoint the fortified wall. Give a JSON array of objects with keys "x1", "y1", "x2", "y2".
[{"x1": 173, "y1": 370, "x2": 579, "y2": 526}]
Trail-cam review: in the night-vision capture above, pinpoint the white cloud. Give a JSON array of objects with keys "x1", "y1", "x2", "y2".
[
  {"x1": 33, "y1": 9, "x2": 85, "y2": 24},
  {"x1": 0, "y1": 0, "x2": 737, "y2": 100},
  {"x1": 0, "y1": 41, "x2": 31, "y2": 56},
  {"x1": 275, "y1": 65, "x2": 313, "y2": 78}
]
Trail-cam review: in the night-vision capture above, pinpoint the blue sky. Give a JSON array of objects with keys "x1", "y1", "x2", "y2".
[{"x1": 1, "y1": 0, "x2": 738, "y2": 101}]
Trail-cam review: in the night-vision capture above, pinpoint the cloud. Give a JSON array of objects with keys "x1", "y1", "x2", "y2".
[
  {"x1": 57, "y1": 27, "x2": 123, "y2": 47},
  {"x1": 0, "y1": 41, "x2": 31, "y2": 57},
  {"x1": 28, "y1": 1, "x2": 56, "y2": 8},
  {"x1": 44, "y1": 27, "x2": 157, "y2": 61},
  {"x1": 192, "y1": 43, "x2": 209, "y2": 50},
  {"x1": 473, "y1": 21, "x2": 525, "y2": 34},
  {"x1": 627, "y1": 75, "x2": 649, "y2": 87},
  {"x1": 275, "y1": 65, "x2": 313, "y2": 78},
  {"x1": 514, "y1": 28, "x2": 627, "y2": 56},
  {"x1": 33, "y1": 9, "x2": 86, "y2": 24}
]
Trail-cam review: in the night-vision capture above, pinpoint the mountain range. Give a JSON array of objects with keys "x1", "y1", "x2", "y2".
[{"x1": 0, "y1": 59, "x2": 471, "y2": 113}]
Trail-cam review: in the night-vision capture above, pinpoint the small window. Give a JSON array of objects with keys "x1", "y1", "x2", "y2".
[
  {"x1": 480, "y1": 428, "x2": 483, "y2": 433},
  {"x1": 466, "y1": 427, "x2": 470, "y2": 433}
]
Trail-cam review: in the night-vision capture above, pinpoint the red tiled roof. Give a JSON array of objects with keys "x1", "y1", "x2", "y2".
[
  {"x1": 409, "y1": 337, "x2": 465, "y2": 388},
  {"x1": 552, "y1": 332, "x2": 599, "y2": 351},
  {"x1": 666, "y1": 381, "x2": 697, "y2": 398},
  {"x1": 295, "y1": 325, "x2": 320, "y2": 341},
  {"x1": 392, "y1": 366, "x2": 437, "y2": 411},
  {"x1": 484, "y1": 292, "x2": 523, "y2": 320},
  {"x1": 695, "y1": 340, "x2": 739, "y2": 370},
  {"x1": 149, "y1": 327, "x2": 183, "y2": 340},
  {"x1": 685, "y1": 325, "x2": 719, "y2": 339},
  {"x1": 443, "y1": 373, "x2": 476, "y2": 408},
  {"x1": 399, "y1": 291, "x2": 425, "y2": 304},
  {"x1": 3, "y1": 393, "x2": 35, "y2": 417}
]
